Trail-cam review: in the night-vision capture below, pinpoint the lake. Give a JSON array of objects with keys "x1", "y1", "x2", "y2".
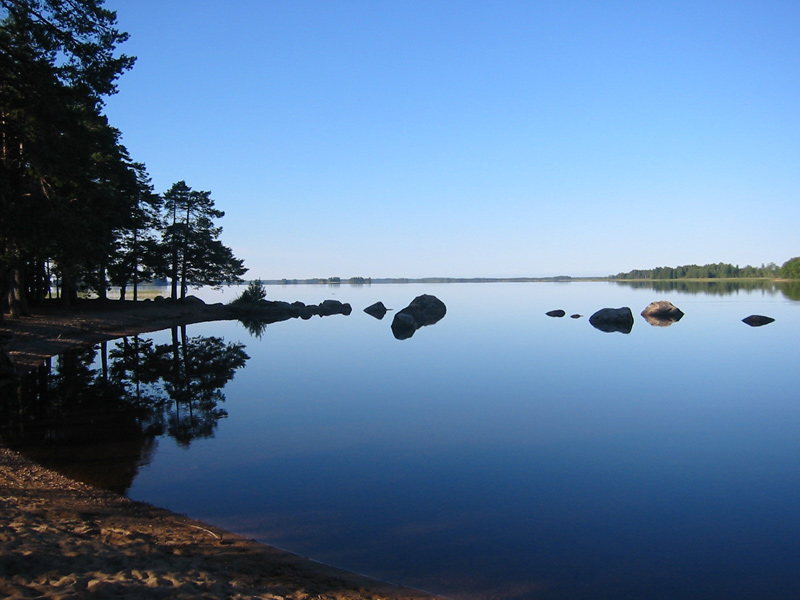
[{"x1": 3, "y1": 281, "x2": 800, "y2": 600}]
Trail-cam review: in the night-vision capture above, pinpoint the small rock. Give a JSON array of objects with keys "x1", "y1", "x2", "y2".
[
  {"x1": 364, "y1": 302, "x2": 388, "y2": 320},
  {"x1": 742, "y1": 315, "x2": 775, "y2": 327}
]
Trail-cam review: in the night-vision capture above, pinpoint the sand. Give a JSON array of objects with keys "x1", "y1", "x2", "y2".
[{"x1": 0, "y1": 300, "x2": 445, "y2": 600}]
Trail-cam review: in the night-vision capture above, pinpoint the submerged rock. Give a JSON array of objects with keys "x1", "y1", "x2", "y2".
[
  {"x1": 742, "y1": 315, "x2": 775, "y2": 327},
  {"x1": 391, "y1": 295, "x2": 446, "y2": 340},
  {"x1": 570, "y1": 314, "x2": 582, "y2": 319},
  {"x1": 589, "y1": 307, "x2": 634, "y2": 334},
  {"x1": 641, "y1": 300, "x2": 684, "y2": 327},
  {"x1": 546, "y1": 309, "x2": 566, "y2": 317}
]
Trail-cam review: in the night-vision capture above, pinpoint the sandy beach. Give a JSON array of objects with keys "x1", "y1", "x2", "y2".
[{"x1": 0, "y1": 299, "x2": 445, "y2": 600}]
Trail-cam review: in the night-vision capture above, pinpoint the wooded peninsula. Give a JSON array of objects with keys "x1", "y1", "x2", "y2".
[{"x1": 611, "y1": 258, "x2": 800, "y2": 280}]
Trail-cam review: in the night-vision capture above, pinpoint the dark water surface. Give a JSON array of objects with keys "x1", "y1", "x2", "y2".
[{"x1": 3, "y1": 282, "x2": 800, "y2": 600}]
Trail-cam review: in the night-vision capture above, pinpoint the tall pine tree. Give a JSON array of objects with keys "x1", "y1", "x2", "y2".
[{"x1": 160, "y1": 181, "x2": 246, "y2": 300}]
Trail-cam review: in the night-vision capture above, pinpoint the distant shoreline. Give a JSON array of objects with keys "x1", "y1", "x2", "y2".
[
  {"x1": 259, "y1": 276, "x2": 604, "y2": 285},
  {"x1": 248, "y1": 276, "x2": 785, "y2": 285}
]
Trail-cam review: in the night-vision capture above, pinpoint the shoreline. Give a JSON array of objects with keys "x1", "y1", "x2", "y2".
[
  {"x1": 0, "y1": 299, "x2": 446, "y2": 600},
  {"x1": 0, "y1": 447, "x2": 444, "y2": 600},
  {"x1": 1, "y1": 298, "x2": 243, "y2": 375}
]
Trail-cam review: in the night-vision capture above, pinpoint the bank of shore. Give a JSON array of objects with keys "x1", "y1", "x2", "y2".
[{"x1": 0, "y1": 300, "x2": 445, "y2": 600}]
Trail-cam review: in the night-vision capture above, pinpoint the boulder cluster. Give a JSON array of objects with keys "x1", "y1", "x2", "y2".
[
  {"x1": 230, "y1": 298, "x2": 352, "y2": 322},
  {"x1": 545, "y1": 300, "x2": 775, "y2": 333},
  {"x1": 389, "y1": 295, "x2": 447, "y2": 340},
  {"x1": 233, "y1": 294, "x2": 449, "y2": 340}
]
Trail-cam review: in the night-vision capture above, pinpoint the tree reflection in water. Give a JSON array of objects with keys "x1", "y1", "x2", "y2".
[
  {"x1": 0, "y1": 327, "x2": 248, "y2": 493},
  {"x1": 613, "y1": 278, "x2": 800, "y2": 300}
]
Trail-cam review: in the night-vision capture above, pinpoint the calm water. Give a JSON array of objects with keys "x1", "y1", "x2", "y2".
[{"x1": 3, "y1": 282, "x2": 800, "y2": 600}]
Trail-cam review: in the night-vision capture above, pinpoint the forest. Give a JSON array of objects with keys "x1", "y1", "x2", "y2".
[
  {"x1": 612, "y1": 258, "x2": 800, "y2": 280},
  {"x1": 0, "y1": 0, "x2": 246, "y2": 318}
]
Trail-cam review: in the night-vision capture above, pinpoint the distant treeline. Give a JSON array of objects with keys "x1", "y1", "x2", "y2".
[
  {"x1": 270, "y1": 276, "x2": 581, "y2": 285},
  {"x1": 277, "y1": 277, "x2": 372, "y2": 285},
  {"x1": 612, "y1": 262, "x2": 782, "y2": 280},
  {"x1": 255, "y1": 258, "x2": 800, "y2": 286}
]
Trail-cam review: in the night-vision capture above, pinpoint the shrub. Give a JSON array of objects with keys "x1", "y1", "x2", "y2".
[{"x1": 233, "y1": 279, "x2": 267, "y2": 304}]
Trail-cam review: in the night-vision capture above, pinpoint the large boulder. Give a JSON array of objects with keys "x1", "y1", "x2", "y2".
[
  {"x1": 742, "y1": 315, "x2": 775, "y2": 327},
  {"x1": 641, "y1": 300, "x2": 684, "y2": 327},
  {"x1": 318, "y1": 299, "x2": 352, "y2": 316},
  {"x1": 391, "y1": 295, "x2": 446, "y2": 339},
  {"x1": 589, "y1": 307, "x2": 634, "y2": 334}
]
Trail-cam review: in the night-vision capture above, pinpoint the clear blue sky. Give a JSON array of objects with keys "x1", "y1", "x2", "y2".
[{"x1": 102, "y1": 0, "x2": 800, "y2": 279}]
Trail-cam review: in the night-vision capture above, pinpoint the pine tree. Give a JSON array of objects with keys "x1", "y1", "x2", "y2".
[{"x1": 159, "y1": 181, "x2": 246, "y2": 300}]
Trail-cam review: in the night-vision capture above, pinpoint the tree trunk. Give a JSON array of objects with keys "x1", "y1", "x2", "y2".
[
  {"x1": 7, "y1": 264, "x2": 30, "y2": 318},
  {"x1": 132, "y1": 238, "x2": 139, "y2": 302},
  {"x1": 179, "y1": 238, "x2": 188, "y2": 301},
  {"x1": 0, "y1": 346, "x2": 15, "y2": 379},
  {"x1": 0, "y1": 264, "x2": 6, "y2": 321},
  {"x1": 170, "y1": 260, "x2": 178, "y2": 300},
  {"x1": 99, "y1": 341, "x2": 109, "y2": 383},
  {"x1": 98, "y1": 265, "x2": 108, "y2": 300},
  {"x1": 25, "y1": 259, "x2": 49, "y2": 306},
  {"x1": 60, "y1": 268, "x2": 79, "y2": 307},
  {"x1": 170, "y1": 204, "x2": 179, "y2": 300}
]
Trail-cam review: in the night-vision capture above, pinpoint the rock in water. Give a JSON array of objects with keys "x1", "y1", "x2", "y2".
[
  {"x1": 742, "y1": 315, "x2": 775, "y2": 327},
  {"x1": 318, "y1": 299, "x2": 352, "y2": 316},
  {"x1": 546, "y1": 309, "x2": 566, "y2": 317},
  {"x1": 364, "y1": 301, "x2": 388, "y2": 320},
  {"x1": 589, "y1": 307, "x2": 634, "y2": 334},
  {"x1": 391, "y1": 295, "x2": 446, "y2": 339},
  {"x1": 641, "y1": 300, "x2": 684, "y2": 327}
]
